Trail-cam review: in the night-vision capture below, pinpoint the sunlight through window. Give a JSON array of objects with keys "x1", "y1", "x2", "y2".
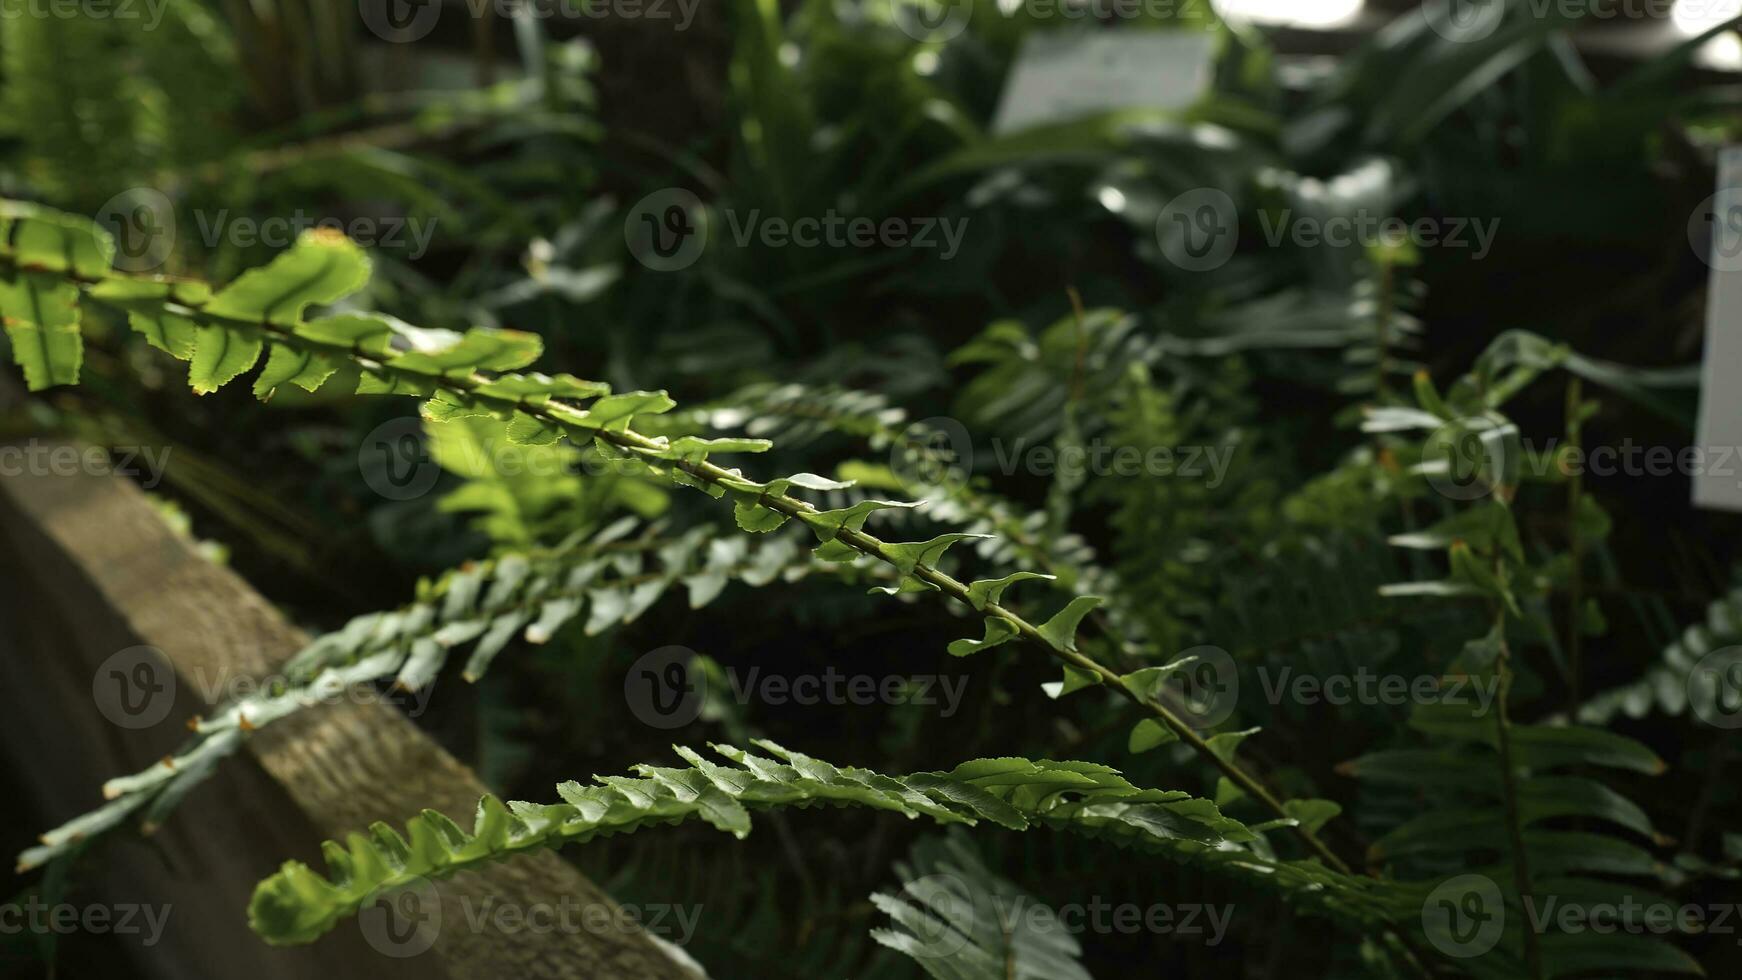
[{"x1": 1211, "y1": 0, "x2": 1363, "y2": 29}]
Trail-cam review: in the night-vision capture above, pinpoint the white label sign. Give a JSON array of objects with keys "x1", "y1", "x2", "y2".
[
  {"x1": 991, "y1": 29, "x2": 1215, "y2": 136},
  {"x1": 1695, "y1": 147, "x2": 1742, "y2": 511}
]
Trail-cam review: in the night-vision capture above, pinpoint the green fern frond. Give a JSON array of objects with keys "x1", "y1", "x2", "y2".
[
  {"x1": 17, "y1": 519, "x2": 827, "y2": 872},
  {"x1": 0, "y1": 201, "x2": 1360, "y2": 886},
  {"x1": 1348, "y1": 662, "x2": 1693, "y2": 979},
  {"x1": 1577, "y1": 579, "x2": 1742, "y2": 726},
  {"x1": 246, "y1": 740, "x2": 1387, "y2": 947},
  {"x1": 871, "y1": 831, "x2": 1093, "y2": 980}
]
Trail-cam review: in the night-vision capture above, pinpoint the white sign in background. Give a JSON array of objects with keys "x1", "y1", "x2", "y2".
[
  {"x1": 1695, "y1": 146, "x2": 1742, "y2": 512},
  {"x1": 991, "y1": 29, "x2": 1216, "y2": 135}
]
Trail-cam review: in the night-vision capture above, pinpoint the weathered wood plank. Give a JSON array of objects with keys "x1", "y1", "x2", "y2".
[{"x1": 0, "y1": 440, "x2": 697, "y2": 980}]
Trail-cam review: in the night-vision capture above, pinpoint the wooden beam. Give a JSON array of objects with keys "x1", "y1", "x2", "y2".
[{"x1": 0, "y1": 440, "x2": 697, "y2": 980}]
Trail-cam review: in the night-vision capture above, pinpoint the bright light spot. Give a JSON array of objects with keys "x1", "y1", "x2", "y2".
[
  {"x1": 1674, "y1": 0, "x2": 1742, "y2": 70},
  {"x1": 1700, "y1": 31, "x2": 1742, "y2": 69},
  {"x1": 1212, "y1": 0, "x2": 1363, "y2": 29},
  {"x1": 912, "y1": 50, "x2": 940, "y2": 76},
  {"x1": 1097, "y1": 186, "x2": 1128, "y2": 213},
  {"x1": 1673, "y1": 0, "x2": 1741, "y2": 35}
]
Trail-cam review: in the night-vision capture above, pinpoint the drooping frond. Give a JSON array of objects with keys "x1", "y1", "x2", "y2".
[
  {"x1": 247, "y1": 741, "x2": 1395, "y2": 948},
  {"x1": 18, "y1": 519, "x2": 825, "y2": 871}
]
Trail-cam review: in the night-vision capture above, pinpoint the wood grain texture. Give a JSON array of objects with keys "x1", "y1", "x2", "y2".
[{"x1": 0, "y1": 441, "x2": 698, "y2": 980}]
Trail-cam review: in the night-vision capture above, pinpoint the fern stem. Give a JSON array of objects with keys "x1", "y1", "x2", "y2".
[
  {"x1": 3, "y1": 250, "x2": 1471, "y2": 978},
  {"x1": 1565, "y1": 376, "x2": 1586, "y2": 717},
  {"x1": 1490, "y1": 612, "x2": 1545, "y2": 980},
  {"x1": 1373, "y1": 256, "x2": 1394, "y2": 402},
  {"x1": 27, "y1": 260, "x2": 1363, "y2": 878}
]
